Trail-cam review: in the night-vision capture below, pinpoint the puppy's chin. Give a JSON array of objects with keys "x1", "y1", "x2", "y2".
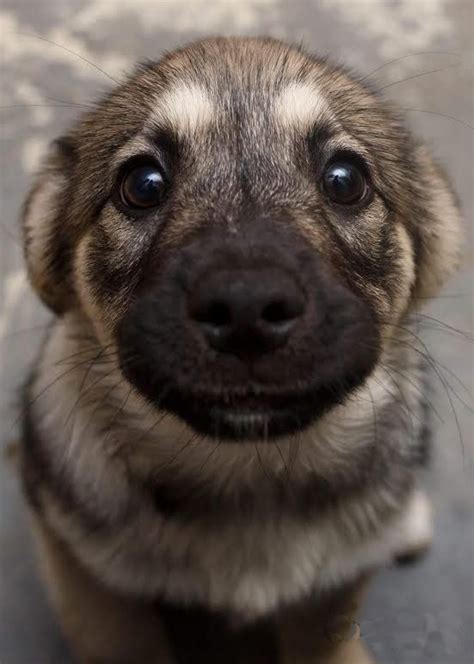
[{"x1": 158, "y1": 391, "x2": 314, "y2": 441}]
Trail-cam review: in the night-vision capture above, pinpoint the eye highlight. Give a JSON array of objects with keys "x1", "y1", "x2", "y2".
[
  {"x1": 120, "y1": 161, "x2": 166, "y2": 210},
  {"x1": 322, "y1": 159, "x2": 369, "y2": 206}
]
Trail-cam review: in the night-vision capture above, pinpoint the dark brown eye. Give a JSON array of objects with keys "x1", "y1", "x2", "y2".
[
  {"x1": 322, "y1": 160, "x2": 368, "y2": 206},
  {"x1": 120, "y1": 163, "x2": 165, "y2": 209}
]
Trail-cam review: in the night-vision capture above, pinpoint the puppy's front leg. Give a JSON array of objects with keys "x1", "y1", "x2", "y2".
[
  {"x1": 395, "y1": 489, "x2": 433, "y2": 564},
  {"x1": 277, "y1": 577, "x2": 375, "y2": 664},
  {"x1": 31, "y1": 515, "x2": 173, "y2": 664}
]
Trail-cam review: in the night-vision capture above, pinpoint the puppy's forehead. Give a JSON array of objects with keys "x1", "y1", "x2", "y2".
[
  {"x1": 143, "y1": 80, "x2": 334, "y2": 141},
  {"x1": 139, "y1": 42, "x2": 336, "y2": 139}
]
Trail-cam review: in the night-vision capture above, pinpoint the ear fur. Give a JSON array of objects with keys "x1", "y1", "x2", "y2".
[
  {"x1": 22, "y1": 137, "x2": 77, "y2": 313},
  {"x1": 412, "y1": 144, "x2": 463, "y2": 300}
]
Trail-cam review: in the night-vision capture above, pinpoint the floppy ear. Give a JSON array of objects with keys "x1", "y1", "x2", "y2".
[
  {"x1": 412, "y1": 144, "x2": 463, "y2": 300},
  {"x1": 22, "y1": 137, "x2": 78, "y2": 314}
]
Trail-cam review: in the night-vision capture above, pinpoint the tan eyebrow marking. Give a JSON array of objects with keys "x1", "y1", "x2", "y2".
[
  {"x1": 275, "y1": 82, "x2": 334, "y2": 129},
  {"x1": 112, "y1": 83, "x2": 214, "y2": 172},
  {"x1": 149, "y1": 82, "x2": 214, "y2": 136}
]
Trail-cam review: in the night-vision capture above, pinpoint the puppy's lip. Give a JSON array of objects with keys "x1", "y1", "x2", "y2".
[
  {"x1": 171, "y1": 387, "x2": 312, "y2": 411},
  {"x1": 159, "y1": 386, "x2": 332, "y2": 440}
]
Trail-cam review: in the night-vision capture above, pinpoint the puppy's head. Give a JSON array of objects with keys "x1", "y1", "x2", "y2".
[{"x1": 22, "y1": 37, "x2": 462, "y2": 440}]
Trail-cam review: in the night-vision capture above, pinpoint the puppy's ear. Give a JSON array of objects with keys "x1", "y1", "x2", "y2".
[
  {"x1": 22, "y1": 137, "x2": 77, "y2": 313},
  {"x1": 412, "y1": 145, "x2": 463, "y2": 299}
]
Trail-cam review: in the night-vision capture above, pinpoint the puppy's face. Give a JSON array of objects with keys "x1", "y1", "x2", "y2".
[{"x1": 23, "y1": 38, "x2": 461, "y2": 440}]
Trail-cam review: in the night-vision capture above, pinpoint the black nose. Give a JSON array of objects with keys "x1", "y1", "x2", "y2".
[{"x1": 188, "y1": 268, "x2": 305, "y2": 356}]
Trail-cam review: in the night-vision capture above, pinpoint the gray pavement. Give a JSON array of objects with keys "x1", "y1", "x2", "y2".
[{"x1": 1, "y1": 1, "x2": 472, "y2": 662}]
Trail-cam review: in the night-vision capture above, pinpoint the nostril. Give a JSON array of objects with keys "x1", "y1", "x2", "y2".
[
  {"x1": 261, "y1": 297, "x2": 303, "y2": 326},
  {"x1": 195, "y1": 301, "x2": 232, "y2": 327},
  {"x1": 262, "y1": 300, "x2": 293, "y2": 324}
]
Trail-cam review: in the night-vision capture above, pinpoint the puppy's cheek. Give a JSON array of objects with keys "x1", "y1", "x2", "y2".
[
  {"x1": 293, "y1": 204, "x2": 395, "y2": 321},
  {"x1": 360, "y1": 223, "x2": 416, "y2": 345},
  {"x1": 291, "y1": 213, "x2": 331, "y2": 253},
  {"x1": 390, "y1": 222, "x2": 416, "y2": 319},
  {"x1": 372, "y1": 222, "x2": 416, "y2": 351},
  {"x1": 73, "y1": 230, "x2": 143, "y2": 344},
  {"x1": 74, "y1": 235, "x2": 114, "y2": 343}
]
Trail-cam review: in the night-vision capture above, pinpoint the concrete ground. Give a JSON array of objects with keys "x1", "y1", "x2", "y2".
[{"x1": 0, "y1": 1, "x2": 472, "y2": 662}]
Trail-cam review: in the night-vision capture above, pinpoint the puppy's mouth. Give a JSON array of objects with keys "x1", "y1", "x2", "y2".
[{"x1": 153, "y1": 381, "x2": 357, "y2": 440}]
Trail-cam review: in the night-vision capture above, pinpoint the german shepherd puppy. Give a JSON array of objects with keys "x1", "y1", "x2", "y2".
[{"x1": 20, "y1": 37, "x2": 462, "y2": 663}]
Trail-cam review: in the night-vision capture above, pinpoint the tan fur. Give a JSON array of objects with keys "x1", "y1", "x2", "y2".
[
  {"x1": 150, "y1": 82, "x2": 214, "y2": 136},
  {"x1": 275, "y1": 82, "x2": 335, "y2": 129},
  {"x1": 22, "y1": 153, "x2": 73, "y2": 313}
]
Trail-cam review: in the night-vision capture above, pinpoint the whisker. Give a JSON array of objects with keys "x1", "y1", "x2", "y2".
[
  {"x1": 275, "y1": 438, "x2": 291, "y2": 488},
  {"x1": 9, "y1": 354, "x2": 107, "y2": 434},
  {"x1": 80, "y1": 377, "x2": 125, "y2": 438},
  {"x1": 63, "y1": 348, "x2": 117, "y2": 427},
  {"x1": 413, "y1": 322, "x2": 472, "y2": 341},
  {"x1": 1, "y1": 322, "x2": 52, "y2": 341},
  {"x1": 376, "y1": 366, "x2": 423, "y2": 437},
  {"x1": 58, "y1": 355, "x2": 117, "y2": 368},
  {"x1": 287, "y1": 431, "x2": 301, "y2": 478},
  {"x1": 400, "y1": 108, "x2": 473, "y2": 130},
  {"x1": 154, "y1": 431, "x2": 198, "y2": 475},
  {"x1": 197, "y1": 440, "x2": 221, "y2": 474},
  {"x1": 359, "y1": 51, "x2": 460, "y2": 83},
  {"x1": 135, "y1": 410, "x2": 170, "y2": 446},
  {"x1": 132, "y1": 386, "x2": 173, "y2": 445},
  {"x1": 414, "y1": 293, "x2": 466, "y2": 301},
  {"x1": 253, "y1": 440, "x2": 272, "y2": 482},
  {"x1": 26, "y1": 355, "x2": 111, "y2": 408},
  {"x1": 350, "y1": 104, "x2": 473, "y2": 130},
  {"x1": 45, "y1": 95, "x2": 96, "y2": 108},
  {"x1": 0, "y1": 223, "x2": 22, "y2": 247},
  {"x1": 427, "y1": 356, "x2": 473, "y2": 405},
  {"x1": 102, "y1": 386, "x2": 133, "y2": 434},
  {"x1": 55, "y1": 342, "x2": 115, "y2": 366},
  {"x1": 15, "y1": 32, "x2": 120, "y2": 85},
  {"x1": 366, "y1": 385, "x2": 380, "y2": 449},
  {"x1": 374, "y1": 64, "x2": 459, "y2": 93},
  {"x1": 390, "y1": 327, "x2": 473, "y2": 413},
  {"x1": 0, "y1": 104, "x2": 93, "y2": 111},
  {"x1": 379, "y1": 360, "x2": 443, "y2": 424},
  {"x1": 412, "y1": 313, "x2": 473, "y2": 342},
  {"x1": 388, "y1": 329, "x2": 466, "y2": 459}
]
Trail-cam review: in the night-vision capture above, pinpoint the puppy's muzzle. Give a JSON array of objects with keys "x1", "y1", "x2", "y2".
[{"x1": 117, "y1": 222, "x2": 380, "y2": 440}]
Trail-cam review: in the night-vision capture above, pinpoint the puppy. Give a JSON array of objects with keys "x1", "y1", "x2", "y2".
[{"x1": 20, "y1": 37, "x2": 462, "y2": 663}]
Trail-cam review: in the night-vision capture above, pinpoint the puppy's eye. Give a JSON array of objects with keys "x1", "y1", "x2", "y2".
[
  {"x1": 322, "y1": 161, "x2": 368, "y2": 206},
  {"x1": 120, "y1": 163, "x2": 165, "y2": 209}
]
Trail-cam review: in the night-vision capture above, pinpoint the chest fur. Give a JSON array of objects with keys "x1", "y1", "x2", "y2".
[{"x1": 22, "y1": 321, "x2": 426, "y2": 617}]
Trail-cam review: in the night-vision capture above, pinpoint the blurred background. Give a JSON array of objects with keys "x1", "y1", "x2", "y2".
[{"x1": 0, "y1": 1, "x2": 472, "y2": 662}]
